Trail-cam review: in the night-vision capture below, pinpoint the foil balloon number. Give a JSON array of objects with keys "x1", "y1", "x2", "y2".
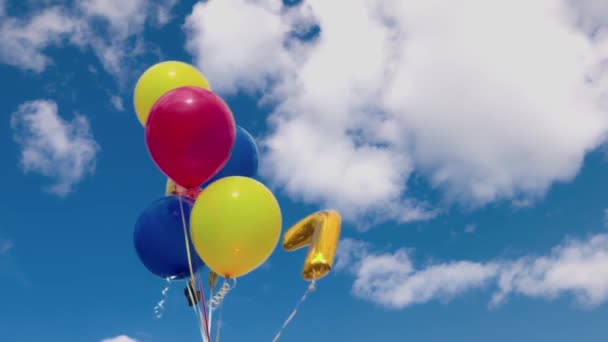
[{"x1": 283, "y1": 210, "x2": 341, "y2": 281}]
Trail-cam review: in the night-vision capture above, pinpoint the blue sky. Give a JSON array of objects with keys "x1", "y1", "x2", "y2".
[{"x1": 2, "y1": 0, "x2": 608, "y2": 341}]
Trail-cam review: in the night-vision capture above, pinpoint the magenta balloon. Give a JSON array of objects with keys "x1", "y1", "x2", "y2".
[{"x1": 145, "y1": 86, "x2": 236, "y2": 189}]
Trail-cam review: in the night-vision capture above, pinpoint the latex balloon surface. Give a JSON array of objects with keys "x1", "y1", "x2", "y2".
[
  {"x1": 146, "y1": 86, "x2": 236, "y2": 189},
  {"x1": 164, "y1": 126, "x2": 258, "y2": 196},
  {"x1": 133, "y1": 196, "x2": 204, "y2": 279},
  {"x1": 133, "y1": 61, "x2": 210, "y2": 126},
  {"x1": 201, "y1": 125, "x2": 259, "y2": 187},
  {"x1": 190, "y1": 176, "x2": 281, "y2": 278},
  {"x1": 283, "y1": 210, "x2": 341, "y2": 281}
]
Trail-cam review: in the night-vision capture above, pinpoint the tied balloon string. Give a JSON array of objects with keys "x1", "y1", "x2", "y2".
[
  {"x1": 179, "y1": 196, "x2": 211, "y2": 342},
  {"x1": 271, "y1": 280, "x2": 317, "y2": 342},
  {"x1": 153, "y1": 276, "x2": 175, "y2": 319},
  {"x1": 207, "y1": 283, "x2": 215, "y2": 336},
  {"x1": 215, "y1": 294, "x2": 225, "y2": 342},
  {"x1": 186, "y1": 278, "x2": 209, "y2": 342},
  {"x1": 197, "y1": 273, "x2": 211, "y2": 337},
  {"x1": 209, "y1": 278, "x2": 236, "y2": 311}
]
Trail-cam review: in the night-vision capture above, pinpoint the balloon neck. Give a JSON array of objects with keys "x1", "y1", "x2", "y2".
[{"x1": 170, "y1": 183, "x2": 202, "y2": 201}]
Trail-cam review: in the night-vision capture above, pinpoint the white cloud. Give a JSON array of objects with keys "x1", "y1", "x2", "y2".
[
  {"x1": 492, "y1": 233, "x2": 608, "y2": 307},
  {"x1": 11, "y1": 100, "x2": 100, "y2": 196},
  {"x1": 76, "y1": 0, "x2": 178, "y2": 82},
  {"x1": 0, "y1": 0, "x2": 178, "y2": 82},
  {"x1": 101, "y1": 336, "x2": 138, "y2": 342},
  {"x1": 79, "y1": 0, "x2": 146, "y2": 26},
  {"x1": 183, "y1": 0, "x2": 296, "y2": 95},
  {"x1": 153, "y1": 0, "x2": 179, "y2": 26},
  {"x1": 337, "y1": 232, "x2": 608, "y2": 309},
  {"x1": 110, "y1": 95, "x2": 125, "y2": 111},
  {"x1": 184, "y1": 0, "x2": 608, "y2": 226},
  {"x1": 353, "y1": 249, "x2": 499, "y2": 308},
  {"x1": 0, "y1": 6, "x2": 82, "y2": 72}
]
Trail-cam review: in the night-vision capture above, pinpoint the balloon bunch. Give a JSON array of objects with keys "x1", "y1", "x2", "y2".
[{"x1": 130, "y1": 61, "x2": 342, "y2": 342}]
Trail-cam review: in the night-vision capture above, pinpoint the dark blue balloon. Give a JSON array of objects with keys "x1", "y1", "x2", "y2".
[
  {"x1": 202, "y1": 125, "x2": 259, "y2": 187},
  {"x1": 133, "y1": 196, "x2": 204, "y2": 279}
]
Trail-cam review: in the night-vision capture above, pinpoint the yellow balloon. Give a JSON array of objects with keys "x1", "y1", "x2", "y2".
[
  {"x1": 190, "y1": 176, "x2": 282, "y2": 278},
  {"x1": 133, "y1": 61, "x2": 211, "y2": 126}
]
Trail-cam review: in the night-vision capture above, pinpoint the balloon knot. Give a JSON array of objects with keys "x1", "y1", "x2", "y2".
[{"x1": 170, "y1": 184, "x2": 202, "y2": 201}]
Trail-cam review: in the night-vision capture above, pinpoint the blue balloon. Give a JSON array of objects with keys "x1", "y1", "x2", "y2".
[
  {"x1": 202, "y1": 125, "x2": 259, "y2": 187},
  {"x1": 133, "y1": 196, "x2": 204, "y2": 279}
]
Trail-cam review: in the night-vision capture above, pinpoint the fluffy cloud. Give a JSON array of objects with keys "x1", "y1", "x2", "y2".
[
  {"x1": 492, "y1": 234, "x2": 608, "y2": 307},
  {"x1": 101, "y1": 336, "x2": 137, "y2": 342},
  {"x1": 78, "y1": 0, "x2": 146, "y2": 25},
  {"x1": 11, "y1": 100, "x2": 100, "y2": 196},
  {"x1": 184, "y1": 0, "x2": 296, "y2": 95},
  {"x1": 0, "y1": 0, "x2": 178, "y2": 81},
  {"x1": 184, "y1": 0, "x2": 608, "y2": 225},
  {"x1": 76, "y1": 0, "x2": 147, "y2": 79},
  {"x1": 0, "y1": 6, "x2": 82, "y2": 72},
  {"x1": 337, "y1": 232, "x2": 608, "y2": 309}
]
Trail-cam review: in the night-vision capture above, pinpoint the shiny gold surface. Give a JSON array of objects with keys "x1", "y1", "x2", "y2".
[{"x1": 283, "y1": 210, "x2": 341, "y2": 281}]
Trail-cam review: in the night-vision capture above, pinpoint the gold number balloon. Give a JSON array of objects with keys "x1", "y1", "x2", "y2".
[{"x1": 282, "y1": 210, "x2": 341, "y2": 281}]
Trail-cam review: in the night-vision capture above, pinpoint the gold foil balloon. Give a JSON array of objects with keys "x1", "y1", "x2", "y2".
[{"x1": 282, "y1": 210, "x2": 341, "y2": 281}]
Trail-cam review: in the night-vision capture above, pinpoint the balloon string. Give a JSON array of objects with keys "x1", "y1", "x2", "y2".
[
  {"x1": 215, "y1": 295, "x2": 225, "y2": 342},
  {"x1": 179, "y1": 196, "x2": 211, "y2": 342},
  {"x1": 198, "y1": 273, "x2": 211, "y2": 337},
  {"x1": 209, "y1": 278, "x2": 236, "y2": 311},
  {"x1": 207, "y1": 285, "x2": 214, "y2": 336},
  {"x1": 185, "y1": 279, "x2": 208, "y2": 342},
  {"x1": 271, "y1": 280, "x2": 316, "y2": 342},
  {"x1": 153, "y1": 276, "x2": 175, "y2": 319}
]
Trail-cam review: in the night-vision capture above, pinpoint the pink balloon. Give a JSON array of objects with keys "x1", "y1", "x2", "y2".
[{"x1": 145, "y1": 86, "x2": 236, "y2": 189}]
